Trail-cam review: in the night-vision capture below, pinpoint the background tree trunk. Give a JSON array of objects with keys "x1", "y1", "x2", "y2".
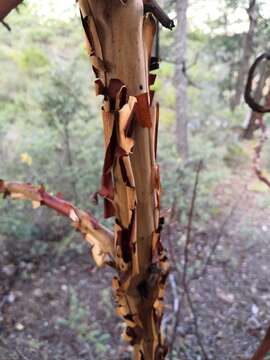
[
  {"x1": 230, "y1": 0, "x2": 258, "y2": 111},
  {"x1": 175, "y1": 0, "x2": 188, "y2": 160}
]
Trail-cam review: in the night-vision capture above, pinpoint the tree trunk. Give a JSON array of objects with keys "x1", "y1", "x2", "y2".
[
  {"x1": 175, "y1": 0, "x2": 188, "y2": 160},
  {"x1": 77, "y1": 1, "x2": 171, "y2": 358},
  {"x1": 230, "y1": 0, "x2": 257, "y2": 111}
]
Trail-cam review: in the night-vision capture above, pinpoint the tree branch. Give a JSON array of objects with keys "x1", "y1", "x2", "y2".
[
  {"x1": 0, "y1": 0, "x2": 23, "y2": 21},
  {"x1": 0, "y1": 180, "x2": 115, "y2": 268},
  {"x1": 182, "y1": 160, "x2": 203, "y2": 286},
  {"x1": 0, "y1": 19, "x2": 11, "y2": 31},
  {"x1": 143, "y1": 0, "x2": 175, "y2": 30}
]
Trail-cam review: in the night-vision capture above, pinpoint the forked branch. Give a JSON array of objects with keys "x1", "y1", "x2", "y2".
[{"x1": 0, "y1": 180, "x2": 115, "y2": 268}]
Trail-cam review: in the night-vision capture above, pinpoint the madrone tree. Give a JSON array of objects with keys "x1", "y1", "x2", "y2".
[{"x1": 0, "y1": 1, "x2": 174, "y2": 359}]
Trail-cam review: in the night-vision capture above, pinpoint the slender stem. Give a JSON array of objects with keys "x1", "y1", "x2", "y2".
[{"x1": 0, "y1": 180, "x2": 115, "y2": 268}]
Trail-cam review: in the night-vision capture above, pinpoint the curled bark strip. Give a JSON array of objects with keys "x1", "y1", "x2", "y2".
[
  {"x1": 78, "y1": 1, "x2": 170, "y2": 357},
  {"x1": 244, "y1": 52, "x2": 270, "y2": 113},
  {"x1": 0, "y1": 180, "x2": 115, "y2": 267},
  {"x1": 135, "y1": 93, "x2": 152, "y2": 128}
]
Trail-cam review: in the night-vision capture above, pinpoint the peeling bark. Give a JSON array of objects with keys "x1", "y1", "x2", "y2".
[
  {"x1": 78, "y1": 0, "x2": 172, "y2": 358},
  {"x1": 0, "y1": 180, "x2": 115, "y2": 267},
  {"x1": 1, "y1": 1, "x2": 173, "y2": 358}
]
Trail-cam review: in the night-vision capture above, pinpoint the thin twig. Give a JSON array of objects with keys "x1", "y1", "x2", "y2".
[
  {"x1": 169, "y1": 161, "x2": 203, "y2": 356},
  {"x1": 184, "y1": 282, "x2": 209, "y2": 360},
  {"x1": 192, "y1": 185, "x2": 246, "y2": 281},
  {"x1": 182, "y1": 160, "x2": 203, "y2": 286},
  {"x1": 0, "y1": 180, "x2": 115, "y2": 268},
  {"x1": 0, "y1": 337, "x2": 29, "y2": 360},
  {"x1": 1, "y1": 20, "x2": 11, "y2": 31}
]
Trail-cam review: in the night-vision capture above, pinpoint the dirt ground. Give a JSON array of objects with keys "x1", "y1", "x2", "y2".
[{"x1": 1, "y1": 166, "x2": 270, "y2": 360}]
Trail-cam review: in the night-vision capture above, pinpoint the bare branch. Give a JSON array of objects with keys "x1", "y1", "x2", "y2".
[
  {"x1": 182, "y1": 160, "x2": 203, "y2": 286},
  {"x1": 0, "y1": 19, "x2": 11, "y2": 31},
  {"x1": 143, "y1": 0, "x2": 175, "y2": 30},
  {"x1": 0, "y1": 180, "x2": 115, "y2": 268},
  {"x1": 169, "y1": 161, "x2": 203, "y2": 355},
  {"x1": 192, "y1": 187, "x2": 245, "y2": 281},
  {"x1": 184, "y1": 282, "x2": 209, "y2": 360}
]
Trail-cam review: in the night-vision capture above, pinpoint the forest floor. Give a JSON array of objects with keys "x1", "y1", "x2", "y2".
[
  {"x1": 176, "y1": 163, "x2": 270, "y2": 360},
  {"x1": 1, "y1": 156, "x2": 270, "y2": 360}
]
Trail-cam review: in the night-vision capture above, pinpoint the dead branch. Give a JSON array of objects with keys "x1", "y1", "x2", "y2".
[
  {"x1": 143, "y1": 0, "x2": 175, "y2": 29},
  {"x1": 169, "y1": 161, "x2": 203, "y2": 356},
  {"x1": 184, "y1": 282, "x2": 209, "y2": 360},
  {"x1": 182, "y1": 160, "x2": 203, "y2": 286},
  {"x1": 181, "y1": 160, "x2": 209, "y2": 359},
  {"x1": 0, "y1": 180, "x2": 115, "y2": 268},
  {"x1": 0, "y1": 19, "x2": 11, "y2": 31},
  {"x1": 192, "y1": 186, "x2": 245, "y2": 281}
]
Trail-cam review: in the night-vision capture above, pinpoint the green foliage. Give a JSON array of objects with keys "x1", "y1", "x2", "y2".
[
  {"x1": 58, "y1": 287, "x2": 111, "y2": 355},
  {"x1": 14, "y1": 46, "x2": 50, "y2": 72},
  {"x1": 223, "y1": 142, "x2": 249, "y2": 168}
]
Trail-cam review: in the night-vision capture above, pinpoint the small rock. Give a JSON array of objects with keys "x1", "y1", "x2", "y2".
[
  {"x1": 61, "y1": 284, "x2": 68, "y2": 292},
  {"x1": 7, "y1": 292, "x2": 16, "y2": 304},
  {"x1": 252, "y1": 304, "x2": 259, "y2": 316},
  {"x1": 216, "y1": 288, "x2": 235, "y2": 304},
  {"x1": 33, "y1": 288, "x2": 42, "y2": 297},
  {"x1": 2, "y1": 264, "x2": 16, "y2": 277},
  {"x1": 15, "y1": 323, "x2": 24, "y2": 331}
]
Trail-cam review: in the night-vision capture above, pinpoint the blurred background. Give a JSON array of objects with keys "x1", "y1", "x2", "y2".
[{"x1": 0, "y1": 1, "x2": 270, "y2": 359}]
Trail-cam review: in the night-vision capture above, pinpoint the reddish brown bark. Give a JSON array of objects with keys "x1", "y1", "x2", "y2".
[
  {"x1": 1, "y1": 1, "x2": 173, "y2": 358},
  {"x1": 0, "y1": 0, "x2": 22, "y2": 21},
  {"x1": 0, "y1": 180, "x2": 115, "y2": 267},
  {"x1": 78, "y1": 1, "x2": 172, "y2": 358}
]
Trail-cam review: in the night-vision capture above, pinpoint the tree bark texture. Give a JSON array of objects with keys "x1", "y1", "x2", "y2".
[
  {"x1": 77, "y1": 1, "x2": 170, "y2": 358},
  {"x1": 175, "y1": 0, "x2": 188, "y2": 160},
  {"x1": 230, "y1": 0, "x2": 258, "y2": 111},
  {"x1": 0, "y1": 0, "x2": 22, "y2": 21}
]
